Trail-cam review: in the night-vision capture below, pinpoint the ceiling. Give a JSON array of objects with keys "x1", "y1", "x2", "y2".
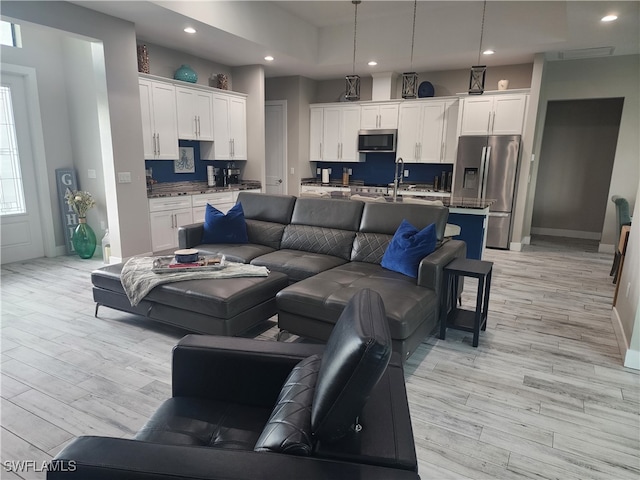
[{"x1": 73, "y1": 1, "x2": 640, "y2": 80}]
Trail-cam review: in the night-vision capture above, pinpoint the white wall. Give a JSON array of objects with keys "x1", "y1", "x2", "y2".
[{"x1": 3, "y1": 1, "x2": 153, "y2": 260}]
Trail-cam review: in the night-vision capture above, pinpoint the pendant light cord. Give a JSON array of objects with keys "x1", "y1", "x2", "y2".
[
  {"x1": 410, "y1": 0, "x2": 417, "y2": 70},
  {"x1": 352, "y1": 0, "x2": 360, "y2": 74},
  {"x1": 477, "y1": 0, "x2": 487, "y2": 65}
]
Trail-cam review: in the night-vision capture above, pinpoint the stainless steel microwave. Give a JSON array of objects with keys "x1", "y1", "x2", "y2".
[{"x1": 358, "y1": 129, "x2": 397, "y2": 152}]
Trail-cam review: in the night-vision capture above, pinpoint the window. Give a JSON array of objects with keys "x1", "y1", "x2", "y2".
[
  {"x1": 0, "y1": 85, "x2": 26, "y2": 215},
  {"x1": 1, "y1": 20, "x2": 21, "y2": 48}
]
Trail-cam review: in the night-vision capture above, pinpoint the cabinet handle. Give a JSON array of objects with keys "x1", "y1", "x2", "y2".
[
  {"x1": 198, "y1": 115, "x2": 201, "y2": 136},
  {"x1": 152, "y1": 133, "x2": 157, "y2": 155},
  {"x1": 157, "y1": 133, "x2": 160, "y2": 155},
  {"x1": 491, "y1": 111, "x2": 496, "y2": 133},
  {"x1": 441, "y1": 141, "x2": 445, "y2": 162},
  {"x1": 232, "y1": 138, "x2": 235, "y2": 157},
  {"x1": 229, "y1": 139, "x2": 232, "y2": 156},
  {"x1": 487, "y1": 112, "x2": 491, "y2": 133}
]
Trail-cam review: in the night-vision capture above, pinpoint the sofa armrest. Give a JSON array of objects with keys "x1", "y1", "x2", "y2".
[
  {"x1": 48, "y1": 437, "x2": 420, "y2": 480},
  {"x1": 416, "y1": 239, "x2": 466, "y2": 296},
  {"x1": 178, "y1": 222, "x2": 204, "y2": 249},
  {"x1": 172, "y1": 335, "x2": 325, "y2": 407}
]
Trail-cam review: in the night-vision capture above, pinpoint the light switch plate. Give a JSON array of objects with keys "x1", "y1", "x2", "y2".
[
  {"x1": 404, "y1": 169, "x2": 409, "y2": 177},
  {"x1": 87, "y1": 169, "x2": 96, "y2": 179},
  {"x1": 117, "y1": 172, "x2": 132, "y2": 183}
]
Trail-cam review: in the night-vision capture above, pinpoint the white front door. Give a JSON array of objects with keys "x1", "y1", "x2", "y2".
[
  {"x1": 265, "y1": 101, "x2": 287, "y2": 195},
  {"x1": 1, "y1": 72, "x2": 44, "y2": 264}
]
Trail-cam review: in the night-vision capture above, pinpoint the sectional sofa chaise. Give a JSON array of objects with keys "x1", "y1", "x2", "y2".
[{"x1": 179, "y1": 192, "x2": 466, "y2": 359}]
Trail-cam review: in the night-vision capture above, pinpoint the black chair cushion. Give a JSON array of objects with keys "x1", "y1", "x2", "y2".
[
  {"x1": 254, "y1": 354, "x2": 321, "y2": 455},
  {"x1": 135, "y1": 397, "x2": 271, "y2": 450},
  {"x1": 311, "y1": 288, "x2": 392, "y2": 442}
]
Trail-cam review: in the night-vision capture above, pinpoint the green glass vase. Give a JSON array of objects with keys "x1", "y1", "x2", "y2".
[{"x1": 73, "y1": 219, "x2": 97, "y2": 259}]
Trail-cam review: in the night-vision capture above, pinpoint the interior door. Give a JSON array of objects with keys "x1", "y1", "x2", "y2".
[
  {"x1": 1, "y1": 73, "x2": 44, "y2": 264},
  {"x1": 265, "y1": 101, "x2": 286, "y2": 195}
]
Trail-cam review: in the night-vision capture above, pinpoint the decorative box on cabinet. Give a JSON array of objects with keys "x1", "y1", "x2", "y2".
[
  {"x1": 148, "y1": 197, "x2": 193, "y2": 252},
  {"x1": 397, "y1": 98, "x2": 458, "y2": 164},
  {"x1": 139, "y1": 79, "x2": 179, "y2": 160},
  {"x1": 176, "y1": 86, "x2": 214, "y2": 141},
  {"x1": 360, "y1": 103, "x2": 399, "y2": 129},
  {"x1": 309, "y1": 104, "x2": 361, "y2": 162},
  {"x1": 458, "y1": 92, "x2": 528, "y2": 136}
]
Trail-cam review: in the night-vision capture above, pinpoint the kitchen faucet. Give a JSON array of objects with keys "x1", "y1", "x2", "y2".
[{"x1": 393, "y1": 157, "x2": 404, "y2": 201}]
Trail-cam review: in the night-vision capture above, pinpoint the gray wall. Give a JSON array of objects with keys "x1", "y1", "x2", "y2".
[
  {"x1": 3, "y1": 1, "x2": 152, "y2": 260},
  {"x1": 313, "y1": 63, "x2": 533, "y2": 103},
  {"x1": 232, "y1": 65, "x2": 266, "y2": 184},
  {"x1": 531, "y1": 98, "x2": 624, "y2": 237},
  {"x1": 140, "y1": 42, "x2": 232, "y2": 90},
  {"x1": 266, "y1": 75, "x2": 317, "y2": 194}
]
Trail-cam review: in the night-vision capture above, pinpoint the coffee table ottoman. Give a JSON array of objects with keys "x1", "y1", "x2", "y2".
[{"x1": 92, "y1": 263, "x2": 289, "y2": 336}]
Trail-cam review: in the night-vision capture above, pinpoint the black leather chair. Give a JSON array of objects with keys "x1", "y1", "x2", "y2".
[{"x1": 48, "y1": 289, "x2": 420, "y2": 479}]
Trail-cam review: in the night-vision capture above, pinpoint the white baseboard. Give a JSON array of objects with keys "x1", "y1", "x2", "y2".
[
  {"x1": 611, "y1": 307, "x2": 640, "y2": 370},
  {"x1": 522, "y1": 235, "x2": 531, "y2": 245},
  {"x1": 625, "y1": 348, "x2": 640, "y2": 370},
  {"x1": 531, "y1": 227, "x2": 601, "y2": 240},
  {"x1": 599, "y1": 243, "x2": 615, "y2": 254},
  {"x1": 509, "y1": 242, "x2": 523, "y2": 252}
]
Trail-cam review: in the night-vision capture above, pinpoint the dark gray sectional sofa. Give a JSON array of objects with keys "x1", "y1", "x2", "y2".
[{"x1": 180, "y1": 192, "x2": 466, "y2": 360}]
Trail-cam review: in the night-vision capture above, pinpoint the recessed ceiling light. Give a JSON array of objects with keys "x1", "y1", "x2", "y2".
[
  {"x1": 184, "y1": 27, "x2": 196, "y2": 34},
  {"x1": 483, "y1": 49, "x2": 495, "y2": 55},
  {"x1": 601, "y1": 15, "x2": 618, "y2": 22},
  {"x1": 264, "y1": 56, "x2": 274, "y2": 61},
  {"x1": 368, "y1": 61, "x2": 377, "y2": 66}
]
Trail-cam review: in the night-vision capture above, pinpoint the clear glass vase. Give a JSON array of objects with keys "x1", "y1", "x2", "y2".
[{"x1": 72, "y1": 219, "x2": 97, "y2": 259}]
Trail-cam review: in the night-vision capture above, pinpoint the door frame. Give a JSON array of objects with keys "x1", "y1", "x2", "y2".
[
  {"x1": 265, "y1": 100, "x2": 287, "y2": 195},
  {"x1": 2, "y1": 64, "x2": 56, "y2": 257}
]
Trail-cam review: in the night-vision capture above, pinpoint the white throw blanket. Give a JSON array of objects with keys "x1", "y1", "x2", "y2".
[{"x1": 120, "y1": 256, "x2": 270, "y2": 306}]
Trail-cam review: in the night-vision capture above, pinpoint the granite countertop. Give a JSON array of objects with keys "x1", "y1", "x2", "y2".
[
  {"x1": 319, "y1": 191, "x2": 494, "y2": 209},
  {"x1": 300, "y1": 178, "x2": 452, "y2": 195},
  {"x1": 147, "y1": 180, "x2": 262, "y2": 198}
]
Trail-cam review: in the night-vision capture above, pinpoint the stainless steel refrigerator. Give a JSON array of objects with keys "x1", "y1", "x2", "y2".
[{"x1": 453, "y1": 135, "x2": 521, "y2": 249}]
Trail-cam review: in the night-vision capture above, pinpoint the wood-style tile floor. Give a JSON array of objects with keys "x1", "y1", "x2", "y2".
[{"x1": 1, "y1": 236, "x2": 639, "y2": 479}]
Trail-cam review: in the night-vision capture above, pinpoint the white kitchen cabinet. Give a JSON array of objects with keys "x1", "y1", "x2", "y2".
[
  {"x1": 397, "y1": 99, "x2": 457, "y2": 164},
  {"x1": 139, "y1": 79, "x2": 179, "y2": 160},
  {"x1": 148, "y1": 197, "x2": 193, "y2": 252},
  {"x1": 458, "y1": 93, "x2": 528, "y2": 135},
  {"x1": 360, "y1": 103, "x2": 399, "y2": 129},
  {"x1": 191, "y1": 191, "x2": 236, "y2": 222},
  {"x1": 310, "y1": 104, "x2": 361, "y2": 162},
  {"x1": 309, "y1": 107, "x2": 324, "y2": 161},
  {"x1": 211, "y1": 93, "x2": 247, "y2": 160},
  {"x1": 176, "y1": 86, "x2": 214, "y2": 141}
]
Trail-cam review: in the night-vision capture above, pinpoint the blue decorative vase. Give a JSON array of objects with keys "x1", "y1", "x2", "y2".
[
  {"x1": 72, "y1": 219, "x2": 97, "y2": 259},
  {"x1": 174, "y1": 64, "x2": 198, "y2": 83}
]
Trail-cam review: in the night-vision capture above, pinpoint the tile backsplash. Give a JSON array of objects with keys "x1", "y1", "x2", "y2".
[
  {"x1": 315, "y1": 152, "x2": 452, "y2": 186},
  {"x1": 146, "y1": 140, "x2": 243, "y2": 183}
]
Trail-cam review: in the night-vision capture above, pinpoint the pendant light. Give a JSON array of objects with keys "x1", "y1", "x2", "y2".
[
  {"x1": 469, "y1": 0, "x2": 487, "y2": 95},
  {"x1": 401, "y1": 0, "x2": 418, "y2": 99},
  {"x1": 345, "y1": 0, "x2": 361, "y2": 101}
]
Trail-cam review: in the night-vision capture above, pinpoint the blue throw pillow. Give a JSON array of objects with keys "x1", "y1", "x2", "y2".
[
  {"x1": 201, "y1": 202, "x2": 248, "y2": 244},
  {"x1": 381, "y1": 220, "x2": 437, "y2": 278}
]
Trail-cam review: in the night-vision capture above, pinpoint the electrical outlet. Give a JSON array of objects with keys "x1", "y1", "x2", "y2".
[
  {"x1": 328, "y1": 168, "x2": 332, "y2": 174},
  {"x1": 290, "y1": 167, "x2": 295, "y2": 175},
  {"x1": 348, "y1": 168, "x2": 352, "y2": 175},
  {"x1": 87, "y1": 169, "x2": 96, "y2": 179},
  {"x1": 316, "y1": 168, "x2": 321, "y2": 174},
  {"x1": 404, "y1": 169, "x2": 409, "y2": 177}
]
